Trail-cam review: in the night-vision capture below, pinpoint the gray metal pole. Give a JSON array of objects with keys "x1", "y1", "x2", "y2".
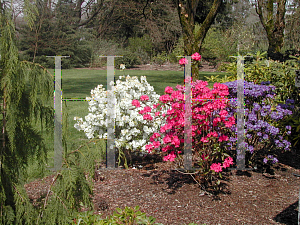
[
  {"x1": 236, "y1": 56, "x2": 246, "y2": 170},
  {"x1": 47, "y1": 56, "x2": 69, "y2": 171},
  {"x1": 99, "y1": 55, "x2": 122, "y2": 169},
  {"x1": 184, "y1": 56, "x2": 192, "y2": 170},
  {"x1": 106, "y1": 56, "x2": 116, "y2": 168}
]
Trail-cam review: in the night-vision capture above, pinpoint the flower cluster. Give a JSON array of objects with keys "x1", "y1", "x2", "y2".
[
  {"x1": 74, "y1": 75, "x2": 170, "y2": 152},
  {"x1": 263, "y1": 155, "x2": 279, "y2": 164},
  {"x1": 179, "y1": 52, "x2": 202, "y2": 65},
  {"x1": 210, "y1": 157, "x2": 234, "y2": 173},
  {"x1": 277, "y1": 98, "x2": 295, "y2": 110},
  {"x1": 223, "y1": 80, "x2": 293, "y2": 167}
]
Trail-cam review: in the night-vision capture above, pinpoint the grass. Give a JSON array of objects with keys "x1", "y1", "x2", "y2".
[{"x1": 26, "y1": 68, "x2": 228, "y2": 182}]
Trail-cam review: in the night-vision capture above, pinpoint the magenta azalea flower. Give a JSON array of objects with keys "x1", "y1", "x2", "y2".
[
  {"x1": 210, "y1": 163, "x2": 223, "y2": 173},
  {"x1": 179, "y1": 58, "x2": 188, "y2": 65},
  {"x1": 191, "y1": 52, "x2": 201, "y2": 61},
  {"x1": 140, "y1": 95, "x2": 149, "y2": 101},
  {"x1": 132, "y1": 99, "x2": 140, "y2": 108}
]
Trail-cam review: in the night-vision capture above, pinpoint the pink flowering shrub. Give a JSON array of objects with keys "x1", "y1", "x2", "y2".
[{"x1": 132, "y1": 80, "x2": 236, "y2": 190}]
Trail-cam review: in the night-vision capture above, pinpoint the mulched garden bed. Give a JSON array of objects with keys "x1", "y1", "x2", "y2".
[{"x1": 25, "y1": 149, "x2": 300, "y2": 225}]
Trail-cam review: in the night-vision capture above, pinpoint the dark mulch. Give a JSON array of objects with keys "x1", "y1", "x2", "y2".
[{"x1": 25, "y1": 149, "x2": 300, "y2": 225}]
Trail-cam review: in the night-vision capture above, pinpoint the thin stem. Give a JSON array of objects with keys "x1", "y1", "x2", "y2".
[{"x1": 37, "y1": 172, "x2": 60, "y2": 224}]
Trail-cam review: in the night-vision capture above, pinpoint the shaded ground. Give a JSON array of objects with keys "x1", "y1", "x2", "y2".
[
  {"x1": 81, "y1": 61, "x2": 218, "y2": 72},
  {"x1": 126, "y1": 61, "x2": 218, "y2": 72},
  {"x1": 25, "y1": 149, "x2": 300, "y2": 225}
]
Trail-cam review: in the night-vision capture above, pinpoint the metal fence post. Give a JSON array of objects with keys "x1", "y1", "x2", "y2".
[
  {"x1": 46, "y1": 55, "x2": 70, "y2": 171},
  {"x1": 184, "y1": 56, "x2": 192, "y2": 170},
  {"x1": 99, "y1": 55, "x2": 122, "y2": 169}
]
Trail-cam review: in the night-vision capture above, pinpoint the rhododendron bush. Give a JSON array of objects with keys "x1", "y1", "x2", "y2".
[
  {"x1": 224, "y1": 80, "x2": 293, "y2": 173},
  {"x1": 133, "y1": 80, "x2": 236, "y2": 189}
]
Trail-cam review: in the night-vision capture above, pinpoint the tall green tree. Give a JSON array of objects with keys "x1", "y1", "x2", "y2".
[
  {"x1": 0, "y1": 1, "x2": 53, "y2": 222},
  {"x1": 0, "y1": 2, "x2": 94, "y2": 223},
  {"x1": 254, "y1": 0, "x2": 287, "y2": 60},
  {"x1": 19, "y1": 0, "x2": 95, "y2": 68}
]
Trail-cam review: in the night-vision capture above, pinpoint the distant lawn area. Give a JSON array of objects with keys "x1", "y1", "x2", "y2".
[{"x1": 53, "y1": 68, "x2": 228, "y2": 99}]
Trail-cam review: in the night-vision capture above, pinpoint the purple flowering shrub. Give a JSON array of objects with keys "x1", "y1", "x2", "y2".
[{"x1": 223, "y1": 81, "x2": 293, "y2": 172}]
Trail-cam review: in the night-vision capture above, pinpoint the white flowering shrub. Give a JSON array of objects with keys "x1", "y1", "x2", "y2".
[{"x1": 74, "y1": 75, "x2": 169, "y2": 153}]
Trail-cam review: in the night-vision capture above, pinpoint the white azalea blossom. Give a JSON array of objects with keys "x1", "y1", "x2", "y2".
[{"x1": 74, "y1": 75, "x2": 171, "y2": 153}]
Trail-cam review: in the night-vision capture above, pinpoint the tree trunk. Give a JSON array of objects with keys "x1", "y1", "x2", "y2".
[
  {"x1": 1, "y1": 93, "x2": 6, "y2": 164},
  {"x1": 255, "y1": 0, "x2": 287, "y2": 61},
  {"x1": 176, "y1": 0, "x2": 222, "y2": 81}
]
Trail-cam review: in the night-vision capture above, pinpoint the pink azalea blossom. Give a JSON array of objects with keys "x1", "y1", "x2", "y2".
[
  {"x1": 191, "y1": 52, "x2": 201, "y2": 61},
  {"x1": 132, "y1": 99, "x2": 140, "y2": 108},
  {"x1": 200, "y1": 137, "x2": 209, "y2": 143},
  {"x1": 219, "y1": 110, "x2": 228, "y2": 118},
  {"x1": 163, "y1": 151, "x2": 176, "y2": 161},
  {"x1": 218, "y1": 135, "x2": 229, "y2": 142},
  {"x1": 162, "y1": 145, "x2": 172, "y2": 152},
  {"x1": 140, "y1": 95, "x2": 149, "y2": 101},
  {"x1": 143, "y1": 114, "x2": 153, "y2": 121},
  {"x1": 213, "y1": 117, "x2": 221, "y2": 126},
  {"x1": 152, "y1": 133, "x2": 161, "y2": 139},
  {"x1": 210, "y1": 163, "x2": 223, "y2": 173},
  {"x1": 152, "y1": 103, "x2": 160, "y2": 109},
  {"x1": 172, "y1": 102, "x2": 181, "y2": 109},
  {"x1": 143, "y1": 106, "x2": 152, "y2": 113},
  {"x1": 152, "y1": 141, "x2": 161, "y2": 148},
  {"x1": 171, "y1": 136, "x2": 180, "y2": 147},
  {"x1": 223, "y1": 157, "x2": 234, "y2": 168},
  {"x1": 145, "y1": 144, "x2": 154, "y2": 153},
  {"x1": 159, "y1": 94, "x2": 172, "y2": 103},
  {"x1": 179, "y1": 58, "x2": 188, "y2": 65},
  {"x1": 171, "y1": 91, "x2": 184, "y2": 101},
  {"x1": 207, "y1": 131, "x2": 218, "y2": 137},
  {"x1": 165, "y1": 86, "x2": 174, "y2": 94},
  {"x1": 163, "y1": 135, "x2": 172, "y2": 144}
]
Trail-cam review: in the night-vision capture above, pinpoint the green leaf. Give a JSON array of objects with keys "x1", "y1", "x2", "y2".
[{"x1": 116, "y1": 208, "x2": 122, "y2": 214}]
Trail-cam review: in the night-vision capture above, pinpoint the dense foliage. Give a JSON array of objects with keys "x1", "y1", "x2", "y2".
[
  {"x1": 223, "y1": 80, "x2": 292, "y2": 172},
  {"x1": 0, "y1": 4, "x2": 96, "y2": 224},
  {"x1": 19, "y1": 0, "x2": 93, "y2": 69},
  {"x1": 219, "y1": 52, "x2": 300, "y2": 150}
]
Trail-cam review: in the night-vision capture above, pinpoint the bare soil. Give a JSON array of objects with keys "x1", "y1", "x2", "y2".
[{"x1": 25, "y1": 149, "x2": 300, "y2": 225}]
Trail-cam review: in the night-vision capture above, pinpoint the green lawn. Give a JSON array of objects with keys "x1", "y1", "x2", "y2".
[{"x1": 27, "y1": 68, "x2": 228, "y2": 181}]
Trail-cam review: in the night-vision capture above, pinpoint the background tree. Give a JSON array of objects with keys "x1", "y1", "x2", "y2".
[
  {"x1": 284, "y1": 0, "x2": 300, "y2": 51},
  {"x1": 18, "y1": 0, "x2": 104, "y2": 68},
  {"x1": 173, "y1": 0, "x2": 222, "y2": 80},
  {"x1": 201, "y1": 0, "x2": 263, "y2": 65},
  {"x1": 254, "y1": 0, "x2": 287, "y2": 60}
]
